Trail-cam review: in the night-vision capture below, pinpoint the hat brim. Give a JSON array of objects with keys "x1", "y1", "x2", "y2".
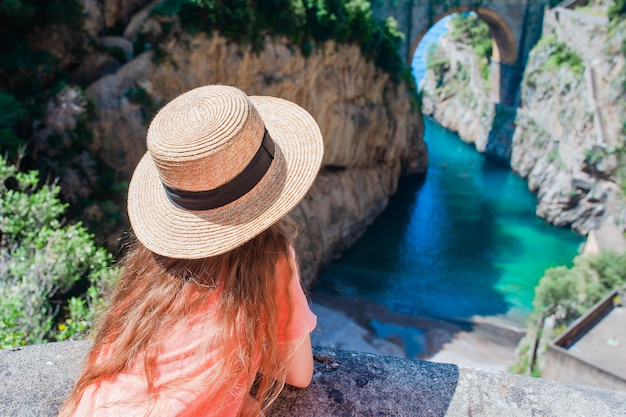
[{"x1": 127, "y1": 95, "x2": 324, "y2": 259}]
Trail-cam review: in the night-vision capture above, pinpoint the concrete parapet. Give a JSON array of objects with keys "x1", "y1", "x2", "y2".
[{"x1": 1, "y1": 341, "x2": 626, "y2": 416}]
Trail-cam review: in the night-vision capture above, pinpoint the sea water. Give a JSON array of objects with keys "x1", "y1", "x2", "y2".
[
  {"x1": 313, "y1": 118, "x2": 583, "y2": 325},
  {"x1": 311, "y1": 14, "x2": 582, "y2": 335}
]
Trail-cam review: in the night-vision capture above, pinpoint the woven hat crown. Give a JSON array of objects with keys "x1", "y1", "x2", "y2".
[
  {"x1": 127, "y1": 84, "x2": 324, "y2": 259},
  {"x1": 147, "y1": 85, "x2": 265, "y2": 192}
]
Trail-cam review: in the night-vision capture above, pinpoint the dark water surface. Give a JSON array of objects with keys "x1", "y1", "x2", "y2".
[{"x1": 312, "y1": 118, "x2": 583, "y2": 326}]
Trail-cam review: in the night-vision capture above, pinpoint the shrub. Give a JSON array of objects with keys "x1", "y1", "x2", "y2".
[
  {"x1": 609, "y1": 0, "x2": 626, "y2": 24},
  {"x1": 533, "y1": 251, "x2": 626, "y2": 327},
  {"x1": 0, "y1": 91, "x2": 28, "y2": 150},
  {"x1": 533, "y1": 265, "x2": 581, "y2": 320},
  {"x1": 615, "y1": 149, "x2": 626, "y2": 195},
  {"x1": 0, "y1": 158, "x2": 118, "y2": 348},
  {"x1": 448, "y1": 12, "x2": 492, "y2": 81},
  {"x1": 153, "y1": 0, "x2": 407, "y2": 82},
  {"x1": 538, "y1": 36, "x2": 585, "y2": 76},
  {"x1": 126, "y1": 83, "x2": 160, "y2": 123},
  {"x1": 426, "y1": 44, "x2": 450, "y2": 87},
  {"x1": 546, "y1": 149, "x2": 560, "y2": 163}
]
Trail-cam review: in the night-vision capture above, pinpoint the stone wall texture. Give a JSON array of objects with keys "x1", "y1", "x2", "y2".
[{"x1": 2, "y1": 341, "x2": 626, "y2": 417}]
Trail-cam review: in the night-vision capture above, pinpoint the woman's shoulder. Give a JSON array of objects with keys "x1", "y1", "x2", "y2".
[{"x1": 275, "y1": 245, "x2": 298, "y2": 281}]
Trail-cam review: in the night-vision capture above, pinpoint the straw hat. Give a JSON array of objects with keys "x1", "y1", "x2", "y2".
[{"x1": 127, "y1": 85, "x2": 324, "y2": 259}]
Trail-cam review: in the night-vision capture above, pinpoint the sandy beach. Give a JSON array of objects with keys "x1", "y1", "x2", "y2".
[{"x1": 310, "y1": 292, "x2": 525, "y2": 372}]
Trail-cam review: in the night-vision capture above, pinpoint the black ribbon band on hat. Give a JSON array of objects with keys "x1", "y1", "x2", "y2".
[{"x1": 163, "y1": 129, "x2": 275, "y2": 211}]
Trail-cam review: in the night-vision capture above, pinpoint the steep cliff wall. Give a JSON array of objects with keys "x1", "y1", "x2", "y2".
[
  {"x1": 420, "y1": 8, "x2": 626, "y2": 239},
  {"x1": 420, "y1": 36, "x2": 494, "y2": 154},
  {"x1": 79, "y1": 7, "x2": 426, "y2": 286},
  {"x1": 511, "y1": 8, "x2": 625, "y2": 235}
]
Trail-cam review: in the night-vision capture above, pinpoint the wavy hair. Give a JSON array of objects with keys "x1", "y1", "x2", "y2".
[{"x1": 59, "y1": 217, "x2": 299, "y2": 417}]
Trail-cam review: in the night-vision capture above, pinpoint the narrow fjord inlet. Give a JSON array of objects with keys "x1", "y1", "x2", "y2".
[{"x1": 311, "y1": 16, "x2": 584, "y2": 360}]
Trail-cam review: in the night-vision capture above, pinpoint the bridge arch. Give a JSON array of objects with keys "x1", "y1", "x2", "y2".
[
  {"x1": 409, "y1": 7, "x2": 518, "y2": 66},
  {"x1": 373, "y1": 0, "x2": 547, "y2": 106}
]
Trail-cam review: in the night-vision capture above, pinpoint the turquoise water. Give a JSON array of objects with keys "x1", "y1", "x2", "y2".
[{"x1": 313, "y1": 118, "x2": 583, "y2": 325}]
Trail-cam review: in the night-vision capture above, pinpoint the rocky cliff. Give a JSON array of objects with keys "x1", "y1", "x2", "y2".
[
  {"x1": 421, "y1": 7, "x2": 626, "y2": 240},
  {"x1": 512, "y1": 8, "x2": 625, "y2": 235},
  {"x1": 43, "y1": 1, "x2": 427, "y2": 286},
  {"x1": 420, "y1": 36, "x2": 495, "y2": 155}
]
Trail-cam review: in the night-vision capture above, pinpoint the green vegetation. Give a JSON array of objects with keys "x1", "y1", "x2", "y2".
[
  {"x1": 0, "y1": 2, "x2": 126, "y2": 241},
  {"x1": 152, "y1": 0, "x2": 407, "y2": 82},
  {"x1": 425, "y1": 44, "x2": 451, "y2": 87},
  {"x1": 534, "y1": 35, "x2": 585, "y2": 76},
  {"x1": 126, "y1": 83, "x2": 160, "y2": 122},
  {"x1": 447, "y1": 13, "x2": 492, "y2": 81},
  {"x1": 0, "y1": 158, "x2": 118, "y2": 349},
  {"x1": 614, "y1": 148, "x2": 626, "y2": 195},
  {"x1": 508, "y1": 338, "x2": 542, "y2": 377},
  {"x1": 533, "y1": 251, "x2": 626, "y2": 322},
  {"x1": 546, "y1": 149, "x2": 559, "y2": 163},
  {"x1": 608, "y1": 0, "x2": 626, "y2": 26},
  {"x1": 573, "y1": 6, "x2": 607, "y2": 18},
  {"x1": 511, "y1": 251, "x2": 626, "y2": 376},
  {"x1": 0, "y1": 91, "x2": 28, "y2": 149}
]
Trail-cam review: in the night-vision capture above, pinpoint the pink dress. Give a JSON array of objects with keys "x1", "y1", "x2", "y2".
[{"x1": 72, "y1": 248, "x2": 317, "y2": 417}]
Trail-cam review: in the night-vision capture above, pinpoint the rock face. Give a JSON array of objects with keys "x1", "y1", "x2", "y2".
[
  {"x1": 421, "y1": 36, "x2": 495, "y2": 155},
  {"x1": 421, "y1": 8, "x2": 626, "y2": 239},
  {"x1": 511, "y1": 8, "x2": 625, "y2": 236},
  {"x1": 78, "y1": 6, "x2": 426, "y2": 286}
]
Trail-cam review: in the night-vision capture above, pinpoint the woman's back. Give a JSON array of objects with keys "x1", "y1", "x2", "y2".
[
  {"x1": 60, "y1": 85, "x2": 323, "y2": 417},
  {"x1": 69, "y1": 244, "x2": 316, "y2": 417}
]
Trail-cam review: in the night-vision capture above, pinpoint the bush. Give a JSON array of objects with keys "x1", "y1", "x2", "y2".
[
  {"x1": 533, "y1": 251, "x2": 626, "y2": 326},
  {"x1": 614, "y1": 148, "x2": 626, "y2": 195},
  {"x1": 448, "y1": 13, "x2": 492, "y2": 81},
  {"x1": 0, "y1": 158, "x2": 118, "y2": 348},
  {"x1": 609, "y1": 0, "x2": 626, "y2": 24},
  {"x1": 536, "y1": 35, "x2": 585, "y2": 76},
  {"x1": 153, "y1": 0, "x2": 407, "y2": 82},
  {"x1": 426, "y1": 44, "x2": 450, "y2": 87},
  {"x1": 533, "y1": 265, "x2": 581, "y2": 320},
  {"x1": 0, "y1": 91, "x2": 28, "y2": 150}
]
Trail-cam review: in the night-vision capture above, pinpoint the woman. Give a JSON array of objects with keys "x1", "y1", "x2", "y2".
[{"x1": 59, "y1": 85, "x2": 324, "y2": 416}]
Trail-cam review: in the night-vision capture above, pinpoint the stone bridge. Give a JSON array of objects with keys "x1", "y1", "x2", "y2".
[{"x1": 373, "y1": 0, "x2": 548, "y2": 106}]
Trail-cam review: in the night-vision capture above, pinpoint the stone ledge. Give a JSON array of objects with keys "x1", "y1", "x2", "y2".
[{"x1": 1, "y1": 341, "x2": 625, "y2": 416}]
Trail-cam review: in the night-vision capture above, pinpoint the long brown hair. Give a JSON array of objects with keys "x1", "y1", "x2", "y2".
[{"x1": 60, "y1": 217, "x2": 298, "y2": 416}]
